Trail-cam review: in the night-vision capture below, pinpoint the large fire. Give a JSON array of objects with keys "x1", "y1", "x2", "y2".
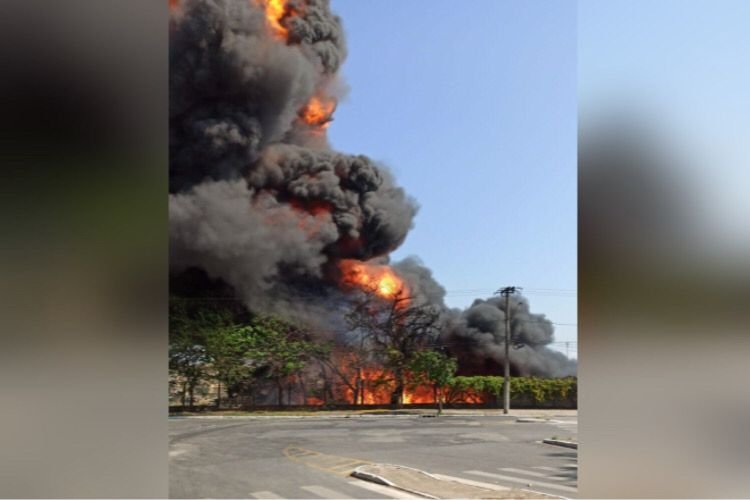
[
  {"x1": 308, "y1": 363, "x2": 488, "y2": 406},
  {"x1": 339, "y1": 259, "x2": 410, "y2": 301},
  {"x1": 254, "y1": 0, "x2": 337, "y2": 134},
  {"x1": 259, "y1": 0, "x2": 297, "y2": 40},
  {"x1": 300, "y1": 95, "x2": 336, "y2": 129},
  {"x1": 334, "y1": 366, "x2": 436, "y2": 405}
]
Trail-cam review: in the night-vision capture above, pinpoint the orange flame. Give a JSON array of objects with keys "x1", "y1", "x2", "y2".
[
  {"x1": 300, "y1": 95, "x2": 336, "y2": 129},
  {"x1": 345, "y1": 368, "x2": 392, "y2": 404},
  {"x1": 403, "y1": 385, "x2": 438, "y2": 404},
  {"x1": 258, "y1": 0, "x2": 301, "y2": 40},
  {"x1": 340, "y1": 367, "x2": 454, "y2": 405},
  {"x1": 306, "y1": 351, "x2": 491, "y2": 406},
  {"x1": 339, "y1": 259, "x2": 409, "y2": 301}
]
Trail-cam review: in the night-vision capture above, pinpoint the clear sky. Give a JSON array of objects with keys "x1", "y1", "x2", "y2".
[{"x1": 328, "y1": 0, "x2": 578, "y2": 355}]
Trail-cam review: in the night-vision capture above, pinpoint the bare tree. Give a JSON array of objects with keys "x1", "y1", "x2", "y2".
[
  {"x1": 345, "y1": 287, "x2": 442, "y2": 408},
  {"x1": 319, "y1": 344, "x2": 370, "y2": 405}
]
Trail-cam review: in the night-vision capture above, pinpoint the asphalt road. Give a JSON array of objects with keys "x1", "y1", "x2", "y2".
[{"x1": 169, "y1": 415, "x2": 577, "y2": 499}]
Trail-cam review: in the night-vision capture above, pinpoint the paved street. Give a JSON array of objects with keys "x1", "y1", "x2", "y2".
[{"x1": 169, "y1": 415, "x2": 577, "y2": 499}]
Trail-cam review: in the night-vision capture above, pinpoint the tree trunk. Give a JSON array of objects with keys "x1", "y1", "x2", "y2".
[
  {"x1": 188, "y1": 381, "x2": 195, "y2": 410},
  {"x1": 433, "y1": 385, "x2": 439, "y2": 415},
  {"x1": 326, "y1": 382, "x2": 335, "y2": 405},
  {"x1": 319, "y1": 363, "x2": 329, "y2": 406},
  {"x1": 181, "y1": 380, "x2": 187, "y2": 409},
  {"x1": 276, "y1": 379, "x2": 284, "y2": 406},
  {"x1": 436, "y1": 385, "x2": 443, "y2": 416},
  {"x1": 359, "y1": 368, "x2": 366, "y2": 405},
  {"x1": 391, "y1": 369, "x2": 404, "y2": 409},
  {"x1": 216, "y1": 381, "x2": 221, "y2": 409}
]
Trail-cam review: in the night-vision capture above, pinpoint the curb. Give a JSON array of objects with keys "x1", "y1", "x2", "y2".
[
  {"x1": 542, "y1": 439, "x2": 578, "y2": 449},
  {"x1": 351, "y1": 465, "x2": 438, "y2": 499},
  {"x1": 169, "y1": 414, "x2": 423, "y2": 420},
  {"x1": 169, "y1": 413, "x2": 535, "y2": 420}
]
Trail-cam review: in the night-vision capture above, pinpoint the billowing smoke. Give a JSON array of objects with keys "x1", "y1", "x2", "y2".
[
  {"x1": 445, "y1": 295, "x2": 577, "y2": 377},
  {"x1": 170, "y1": 0, "x2": 416, "y2": 321},
  {"x1": 169, "y1": 0, "x2": 575, "y2": 377},
  {"x1": 169, "y1": 0, "x2": 351, "y2": 190},
  {"x1": 392, "y1": 258, "x2": 576, "y2": 377}
]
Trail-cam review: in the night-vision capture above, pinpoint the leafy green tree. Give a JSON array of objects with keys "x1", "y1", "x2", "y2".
[
  {"x1": 410, "y1": 350, "x2": 458, "y2": 415},
  {"x1": 245, "y1": 317, "x2": 329, "y2": 406},
  {"x1": 169, "y1": 334, "x2": 208, "y2": 410},
  {"x1": 170, "y1": 297, "x2": 246, "y2": 408},
  {"x1": 205, "y1": 325, "x2": 256, "y2": 408},
  {"x1": 169, "y1": 299, "x2": 213, "y2": 409}
]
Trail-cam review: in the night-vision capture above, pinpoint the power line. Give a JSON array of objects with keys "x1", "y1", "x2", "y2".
[
  {"x1": 171, "y1": 284, "x2": 578, "y2": 300},
  {"x1": 443, "y1": 290, "x2": 576, "y2": 297},
  {"x1": 425, "y1": 339, "x2": 576, "y2": 348},
  {"x1": 443, "y1": 287, "x2": 577, "y2": 293},
  {"x1": 171, "y1": 297, "x2": 577, "y2": 326}
]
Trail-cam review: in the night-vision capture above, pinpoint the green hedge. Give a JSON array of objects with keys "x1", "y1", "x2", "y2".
[{"x1": 446, "y1": 376, "x2": 576, "y2": 404}]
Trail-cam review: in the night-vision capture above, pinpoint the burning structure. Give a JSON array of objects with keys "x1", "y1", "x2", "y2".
[{"x1": 169, "y1": 0, "x2": 575, "y2": 406}]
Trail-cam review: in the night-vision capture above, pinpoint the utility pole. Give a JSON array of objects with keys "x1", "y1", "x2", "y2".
[{"x1": 495, "y1": 286, "x2": 520, "y2": 414}]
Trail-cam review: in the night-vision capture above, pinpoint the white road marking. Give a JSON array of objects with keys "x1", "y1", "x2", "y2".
[
  {"x1": 250, "y1": 491, "x2": 283, "y2": 499},
  {"x1": 347, "y1": 480, "x2": 423, "y2": 498},
  {"x1": 464, "y1": 470, "x2": 577, "y2": 493},
  {"x1": 301, "y1": 485, "x2": 350, "y2": 498},
  {"x1": 500, "y1": 468, "x2": 564, "y2": 480},
  {"x1": 533, "y1": 465, "x2": 577, "y2": 471}
]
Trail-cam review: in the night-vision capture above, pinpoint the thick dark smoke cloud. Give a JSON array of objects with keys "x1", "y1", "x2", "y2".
[
  {"x1": 393, "y1": 257, "x2": 448, "y2": 307},
  {"x1": 250, "y1": 144, "x2": 417, "y2": 258},
  {"x1": 169, "y1": 0, "x2": 346, "y2": 192},
  {"x1": 445, "y1": 294, "x2": 577, "y2": 377},
  {"x1": 284, "y1": 0, "x2": 347, "y2": 74},
  {"x1": 392, "y1": 257, "x2": 576, "y2": 377},
  {"x1": 169, "y1": 0, "x2": 417, "y2": 315},
  {"x1": 169, "y1": 0, "x2": 575, "y2": 376}
]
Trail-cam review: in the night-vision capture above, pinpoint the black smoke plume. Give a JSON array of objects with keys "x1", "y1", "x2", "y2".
[
  {"x1": 445, "y1": 295, "x2": 576, "y2": 377},
  {"x1": 169, "y1": 0, "x2": 575, "y2": 377}
]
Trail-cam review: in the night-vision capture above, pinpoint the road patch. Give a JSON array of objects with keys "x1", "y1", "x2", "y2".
[{"x1": 283, "y1": 445, "x2": 372, "y2": 476}]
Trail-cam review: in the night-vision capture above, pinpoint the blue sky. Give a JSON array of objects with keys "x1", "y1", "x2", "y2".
[{"x1": 329, "y1": 0, "x2": 578, "y2": 352}]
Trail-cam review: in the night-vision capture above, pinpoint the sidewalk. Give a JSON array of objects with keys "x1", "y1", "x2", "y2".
[
  {"x1": 447, "y1": 409, "x2": 577, "y2": 418},
  {"x1": 170, "y1": 408, "x2": 577, "y2": 419}
]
